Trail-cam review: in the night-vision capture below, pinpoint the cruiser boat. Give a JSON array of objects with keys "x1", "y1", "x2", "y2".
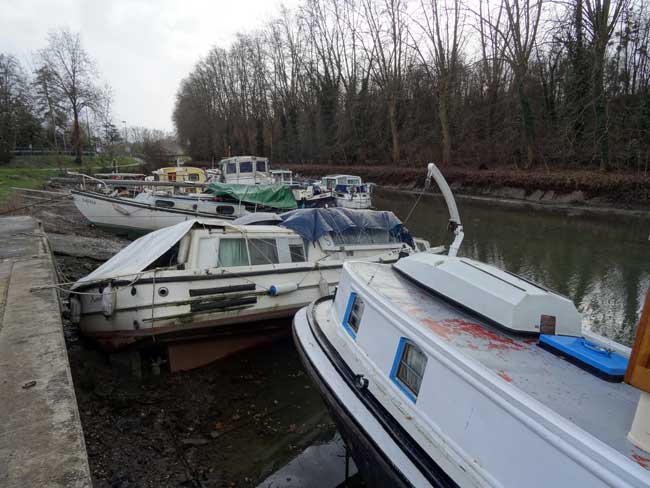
[
  {"x1": 218, "y1": 156, "x2": 272, "y2": 184},
  {"x1": 70, "y1": 183, "x2": 297, "y2": 235},
  {"x1": 70, "y1": 208, "x2": 435, "y2": 350},
  {"x1": 320, "y1": 175, "x2": 372, "y2": 209},
  {"x1": 293, "y1": 163, "x2": 650, "y2": 487}
]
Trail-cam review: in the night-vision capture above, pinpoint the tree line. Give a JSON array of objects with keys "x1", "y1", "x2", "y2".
[{"x1": 173, "y1": 0, "x2": 650, "y2": 172}]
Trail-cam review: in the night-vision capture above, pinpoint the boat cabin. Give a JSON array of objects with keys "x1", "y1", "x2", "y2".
[
  {"x1": 271, "y1": 169, "x2": 293, "y2": 185},
  {"x1": 152, "y1": 166, "x2": 206, "y2": 194},
  {"x1": 218, "y1": 156, "x2": 271, "y2": 185},
  {"x1": 321, "y1": 174, "x2": 363, "y2": 191}
]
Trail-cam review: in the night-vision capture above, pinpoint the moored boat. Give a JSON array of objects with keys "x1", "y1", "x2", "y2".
[
  {"x1": 70, "y1": 208, "x2": 434, "y2": 350},
  {"x1": 293, "y1": 163, "x2": 650, "y2": 486},
  {"x1": 319, "y1": 175, "x2": 372, "y2": 209}
]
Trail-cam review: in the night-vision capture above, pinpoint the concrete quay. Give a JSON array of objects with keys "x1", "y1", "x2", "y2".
[{"x1": 0, "y1": 217, "x2": 91, "y2": 487}]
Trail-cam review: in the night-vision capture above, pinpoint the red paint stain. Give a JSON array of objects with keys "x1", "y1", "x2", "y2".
[
  {"x1": 497, "y1": 370, "x2": 513, "y2": 382},
  {"x1": 632, "y1": 453, "x2": 650, "y2": 470},
  {"x1": 421, "y1": 318, "x2": 454, "y2": 340},
  {"x1": 420, "y1": 317, "x2": 525, "y2": 352}
]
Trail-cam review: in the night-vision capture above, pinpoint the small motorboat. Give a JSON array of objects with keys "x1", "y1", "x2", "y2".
[
  {"x1": 319, "y1": 175, "x2": 372, "y2": 209},
  {"x1": 70, "y1": 208, "x2": 436, "y2": 351},
  {"x1": 293, "y1": 163, "x2": 650, "y2": 487}
]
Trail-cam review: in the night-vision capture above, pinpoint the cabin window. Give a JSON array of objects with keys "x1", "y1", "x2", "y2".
[
  {"x1": 256, "y1": 161, "x2": 267, "y2": 172},
  {"x1": 189, "y1": 173, "x2": 200, "y2": 181},
  {"x1": 218, "y1": 238, "x2": 249, "y2": 267},
  {"x1": 216, "y1": 205, "x2": 235, "y2": 216},
  {"x1": 155, "y1": 200, "x2": 175, "y2": 208},
  {"x1": 329, "y1": 229, "x2": 398, "y2": 246},
  {"x1": 226, "y1": 163, "x2": 237, "y2": 174},
  {"x1": 391, "y1": 339, "x2": 427, "y2": 402},
  {"x1": 342, "y1": 292, "x2": 364, "y2": 338},
  {"x1": 249, "y1": 239, "x2": 279, "y2": 265},
  {"x1": 289, "y1": 241, "x2": 306, "y2": 263},
  {"x1": 240, "y1": 161, "x2": 253, "y2": 173}
]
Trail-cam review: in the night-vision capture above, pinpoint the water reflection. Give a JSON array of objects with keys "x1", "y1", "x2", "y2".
[{"x1": 374, "y1": 189, "x2": 650, "y2": 346}]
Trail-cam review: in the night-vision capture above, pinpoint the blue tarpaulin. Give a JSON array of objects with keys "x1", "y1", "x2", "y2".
[{"x1": 278, "y1": 207, "x2": 413, "y2": 246}]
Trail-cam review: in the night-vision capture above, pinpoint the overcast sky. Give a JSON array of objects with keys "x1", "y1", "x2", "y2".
[{"x1": 1, "y1": 0, "x2": 298, "y2": 132}]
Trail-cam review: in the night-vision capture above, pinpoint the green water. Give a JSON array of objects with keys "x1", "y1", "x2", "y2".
[{"x1": 374, "y1": 189, "x2": 650, "y2": 346}]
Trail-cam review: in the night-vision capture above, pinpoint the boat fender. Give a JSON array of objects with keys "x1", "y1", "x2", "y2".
[
  {"x1": 318, "y1": 276, "x2": 329, "y2": 297},
  {"x1": 69, "y1": 297, "x2": 81, "y2": 324},
  {"x1": 269, "y1": 283, "x2": 298, "y2": 296},
  {"x1": 102, "y1": 284, "x2": 115, "y2": 317}
]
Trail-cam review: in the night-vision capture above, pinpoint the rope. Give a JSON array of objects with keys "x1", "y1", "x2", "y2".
[{"x1": 403, "y1": 184, "x2": 427, "y2": 225}]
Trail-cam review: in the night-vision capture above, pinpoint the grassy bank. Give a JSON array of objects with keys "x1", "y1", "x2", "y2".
[
  {"x1": 0, "y1": 155, "x2": 142, "y2": 205},
  {"x1": 285, "y1": 164, "x2": 650, "y2": 207}
]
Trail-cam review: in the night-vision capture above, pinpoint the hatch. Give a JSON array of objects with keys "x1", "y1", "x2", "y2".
[{"x1": 393, "y1": 253, "x2": 582, "y2": 337}]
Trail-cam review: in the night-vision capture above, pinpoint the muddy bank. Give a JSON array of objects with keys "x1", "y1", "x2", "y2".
[
  {"x1": 5, "y1": 196, "x2": 341, "y2": 487},
  {"x1": 67, "y1": 331, "x2": 335, "y2": 487},
  {"x1": 285, "y1": 164, "x2": 650, "y2": 210}
]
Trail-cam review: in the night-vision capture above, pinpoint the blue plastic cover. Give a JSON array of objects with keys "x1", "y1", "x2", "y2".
[
  {"x1": 279, "y1": 207, "x2": 412, "y2": 245},
  {"x1": 539, "y1": 335, "x2": 628, "y2": 377}
]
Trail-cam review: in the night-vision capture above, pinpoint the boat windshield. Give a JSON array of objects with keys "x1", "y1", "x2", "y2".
[
  {"x1": 240, "y1": 161, "x2": 253, "y2": 173},
  {"x1": 256, "y1": 160, "x2": 267, "y2": 172}
]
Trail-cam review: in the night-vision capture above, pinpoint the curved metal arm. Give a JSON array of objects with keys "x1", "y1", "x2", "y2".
[{"x1": 426, "y1": 162, "x2": 464, "y2": 257}]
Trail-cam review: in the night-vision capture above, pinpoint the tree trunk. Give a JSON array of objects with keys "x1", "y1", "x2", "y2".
[
  {"x1": 388, "y1": 95, "x2": 400, "y2": 163},
  {"x1": 438, "y1": 78, "x2": 452, "y2": 164},
  {"x1": 72, "y1": 107, "x2": 83, "y2": 167},
  {"x1": 516, "y1": 76, "x2": 536, "y2": 168},
  {"x1": 593, "y1": 45, "x2": 609, "y2": 171}
]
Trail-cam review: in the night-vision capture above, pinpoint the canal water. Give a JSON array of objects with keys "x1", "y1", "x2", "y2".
[{"x1": 374, "y1": 188, "x2": 650, "y2": 346}]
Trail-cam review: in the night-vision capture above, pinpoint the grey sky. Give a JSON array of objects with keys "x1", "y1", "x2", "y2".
[{"x1": 1, "y1": 0, "x2": 298, "y2": 132}]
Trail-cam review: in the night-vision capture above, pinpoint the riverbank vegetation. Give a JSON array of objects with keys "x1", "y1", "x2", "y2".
[{"x1": 175, "y1": 0, "x2": 650, "y2": 173}]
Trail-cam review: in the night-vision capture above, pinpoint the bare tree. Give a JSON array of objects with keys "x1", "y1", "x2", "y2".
[
  {"x1": 583, "y1": 0, "x2": 629, "y2": 170},
  {"x1": 37, "y1": 29, "x2": 104, "y2": 165},
  {"x1": 360, "y1": 0, "x2": 411, "y2": 163},
  {"x1": 414, "y1": 0, "x2": 465, "y2": 164}
]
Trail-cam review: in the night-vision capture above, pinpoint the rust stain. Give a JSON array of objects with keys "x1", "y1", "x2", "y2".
[
  {"x1": 497, "y1": 370, "x2": 513, "y2": 382},
  {"x1": 632, "y1": 453, "x2": 650, "y2": 470},
  {"x1": 421, "y1": 318, "x2": 454, "y2": 340}
]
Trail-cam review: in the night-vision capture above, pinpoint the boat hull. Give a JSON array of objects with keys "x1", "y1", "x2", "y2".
[
  {"x1": 293, "y1": 307, "x2": 412, "y2": 487},
  {"x1": 71, "y1": 190, "x2": 230, "y2": 234},
  {"x1": 335, "y1": 194, "x2": 372, "y2": 209}
]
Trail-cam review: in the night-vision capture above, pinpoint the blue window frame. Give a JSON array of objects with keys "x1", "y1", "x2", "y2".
[
  {"x1": 390, "y1": 338, "x2": 427, "y2": 403},
  {"x1": 342, "y1": 292, "x2": 364, "y2": 339}
]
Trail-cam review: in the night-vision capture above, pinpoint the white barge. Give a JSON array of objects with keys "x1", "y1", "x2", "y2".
[
  {"x1": 71, "y1": 208, "x2": 434, "y2": 350},
  {"x1": 293, "y1": 164, "x2": 650, "y2": 486}
]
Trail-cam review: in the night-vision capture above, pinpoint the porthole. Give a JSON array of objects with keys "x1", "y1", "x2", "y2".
[
  {"x1": 133, "y1": 320, "x2": 140, "y2": 330},
  {"x1": 158, "y1": 287, "x2": 169, "y2": 297},
  {"x1": 130, "y1": 287, "x2": 137, "y2": 296}
]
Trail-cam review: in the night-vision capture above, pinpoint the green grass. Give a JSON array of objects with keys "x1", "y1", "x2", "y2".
[{"x1": 0, "y1": 155, "x2": 143, "y2": 206}]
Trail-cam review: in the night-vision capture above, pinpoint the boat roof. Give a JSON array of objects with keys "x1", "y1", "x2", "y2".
[
  {"x1": 345, "y1": 260, "x2": 650, "y2": 471},
  {"x1": 323, "y1": 174, "x2": 361, "y2": 179}
]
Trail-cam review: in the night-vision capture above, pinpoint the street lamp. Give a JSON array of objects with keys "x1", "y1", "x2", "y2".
[{"x1": 122, "y1": 120, "x2": 127, "y2": 143}]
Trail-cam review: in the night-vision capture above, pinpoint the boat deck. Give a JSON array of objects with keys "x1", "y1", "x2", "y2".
[{"x1": 349, "y1": 261, "x2": 650, "y2": 471}]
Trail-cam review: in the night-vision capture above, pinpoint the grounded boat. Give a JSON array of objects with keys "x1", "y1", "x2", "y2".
[
  {"x1": 320, "y1": 175, "x2": 372, "y2": 209},
  {"x1": 293, "y1": 163, "x2": 650, "y2": 487},
  {"x1": 70, "y1": 208, "x2": 434, "y2": 350},
  {"x1": 70, "y1": 183, "x2": 298, "y2": 235}
]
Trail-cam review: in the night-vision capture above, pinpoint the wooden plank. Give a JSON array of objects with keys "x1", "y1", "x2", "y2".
[{"x1": 625, "y1": 289, "x2": 650, "y2": 392}]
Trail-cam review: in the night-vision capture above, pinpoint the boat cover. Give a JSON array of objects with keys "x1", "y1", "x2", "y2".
[
  {"x1": 279, "y1": 207, "x2": 411, "y2": 244},
  {"x1": 206, "y1": 183, "x2": 297, "y2": 210},
  {"x1": 72, "y1": 219, "x2": 224, "y2": 287}
]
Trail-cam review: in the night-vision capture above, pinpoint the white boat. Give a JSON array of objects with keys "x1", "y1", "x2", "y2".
[
  {"x1": 70, "y1": 189, "x2": 247, "y2": 235},
  {"x1": 70, "y1": 208, "x2": 434, "y2": 350},
  {"x1": 293, "y1": 163, "x2": 650, "y2": 487},
  {"x1": 320, "y1": 175, "x2": 372, "y2": 209},
  {"x1": 218, "y1": 156, "x2": 272, "y2": 184}
]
